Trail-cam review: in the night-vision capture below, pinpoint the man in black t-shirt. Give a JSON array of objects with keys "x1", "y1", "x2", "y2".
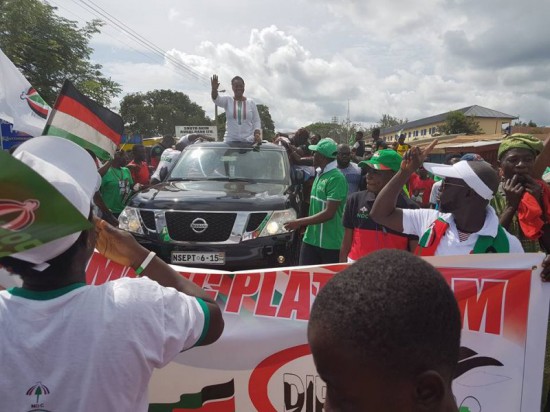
[
  {"x1": 341, "y1": 149, "x2": 418, "y2": 263},
  {"x1": 352, "y1": 131, "x2": 366, "y2": 158},
  {"x1": 372, "y1": 127, "x2": 388, "y2": 152}
]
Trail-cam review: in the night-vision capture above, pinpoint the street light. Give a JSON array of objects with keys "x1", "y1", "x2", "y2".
[{"x1": 214, "y1": 89, "x2": 226, "y2": 141}]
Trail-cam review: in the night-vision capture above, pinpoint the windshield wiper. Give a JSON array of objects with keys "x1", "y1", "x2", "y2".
[
  {"x1": 168, "y1": 177, "x2": 203, "y2": 182},
  {"x1": 206, "y1": 177, "x2": 253, "y2": 182}
]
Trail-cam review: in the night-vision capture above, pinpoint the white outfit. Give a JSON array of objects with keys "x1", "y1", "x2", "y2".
[
  {"x1": 213, "y1": 95, "x2": 261, "y2": 143},
  {"x1": 338, "y1": 162, "x2": 362, "y2": 194},
  {"x1": 402, "y1": 206, "x2": 524, "y2": 255},
  {"x1": 429, "y1": 180, "x2": 442, "y2": 206},
  {"x1": 151, "y1": 148, "x2": 181, "y2": 182},
  {"x1": 177, "y1": 134, "x2": 195, "y2": 149},
  {"x1": 0, "y1": 277, "x2": 208, "y2": 412}
]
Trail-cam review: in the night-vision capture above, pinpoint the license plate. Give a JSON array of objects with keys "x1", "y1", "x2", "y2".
[{"x1": 171, "y1": 252, "x2": 225, "y2": 265}]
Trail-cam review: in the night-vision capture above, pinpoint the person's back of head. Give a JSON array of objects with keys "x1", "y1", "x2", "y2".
[
  {"x1": 444, "y1": 153, "x2": 462, "y2": 165},
  {"x1": 372, "y1": 127, "x2": 381, "y2": 140},
  {"x1": 308, "y1": 249, "x2": 460, "y2": 412},
  {"x1": 162, "y1": 135, "x2": 175, "y2": 147},
  {"x1": 0, "y1": 136, "x2": 99, "y2": 284}
]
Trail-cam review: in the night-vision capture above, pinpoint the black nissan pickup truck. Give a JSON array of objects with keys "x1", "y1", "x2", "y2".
[{"x1": 118, "y1": 141, "x2": 303, "y2": 270}]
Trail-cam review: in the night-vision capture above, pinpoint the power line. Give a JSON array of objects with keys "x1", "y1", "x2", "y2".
[
  {"x1": 72, "y1": 0, "x2": 211, "y2": 86},
  {"x1": 46, "y1": 0, "x2": 167, "y2": 68},
  {"x1": 75, "y1": 0, "x2": 208, "y2": 84}
]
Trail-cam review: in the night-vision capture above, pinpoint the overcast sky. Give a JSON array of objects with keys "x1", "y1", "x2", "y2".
[{"x1": 51, "y1": 0, "x2": 550, "y2": 131}]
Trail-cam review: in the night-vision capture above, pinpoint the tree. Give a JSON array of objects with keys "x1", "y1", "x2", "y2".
[
  {"x1": 378, "y1": 114, "x2": 407, "y2": 129},
  {"x1": 257, "y1": 104, "x2": 275, "y2": 140},
  {"x1": 216, "y1": 104, "x2": 276, "y2": 141},
  {"x1": 0, "y1": 0, "x2": 121, "y2": 106},
  {"x1": 120, "y1": 89, "x2": 211, "y2": 137},
  {"x1": 439, "y1": 111, "x2": 482, "y2": 135},
  {"x1": 304, "y1": 121, "x2": 361, "y2": 144},
  {"x1": 514, "y1": 120, "x2": 538, "y2": 127}
]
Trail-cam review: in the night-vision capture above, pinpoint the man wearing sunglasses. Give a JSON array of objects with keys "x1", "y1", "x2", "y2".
[
  {"x1": 340, "y1": 149, "x2": 419, "y2": 263},
  {"x1": 370, "y1": 142, "x2": 523, "y2": 256}
]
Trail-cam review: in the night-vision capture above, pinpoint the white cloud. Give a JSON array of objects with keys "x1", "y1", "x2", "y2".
[
  {"x1": 51, "y1": 0, "x2": 550, "y2": 129},
  {"x1": 168, "y1": 8, "x2": 180, "y2": 22}
]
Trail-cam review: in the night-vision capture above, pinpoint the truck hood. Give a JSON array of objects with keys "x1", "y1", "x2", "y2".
[{"x1": 127, "y1": 180, "x2": 292, "y2": 211}]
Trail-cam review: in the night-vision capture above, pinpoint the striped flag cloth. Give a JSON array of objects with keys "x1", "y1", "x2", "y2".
[
  {"x1": 44, "y1": 80, "x2": 123, "y2": 160},
  {"x1": 149, "y1": 380, "x2": 235, "y2": 412}
]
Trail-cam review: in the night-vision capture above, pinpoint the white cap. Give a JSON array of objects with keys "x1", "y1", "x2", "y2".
[
  {"x1": 11, "y1": 136, "x2": 101, "y2": 268},
  {"x1": 423, "y1": 160, "x2": 494, "y2": 200}
]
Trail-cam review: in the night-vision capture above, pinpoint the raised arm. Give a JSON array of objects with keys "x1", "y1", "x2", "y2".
[
  {"x1": 211, "y1": 74, "x2": 220, "y2": 101},
  {"x1": 94, "y1": 218, "x2": 224, "y2": 345},
  {"x1": 370, "y1": 141, "x2": 438, "y2": 232}
]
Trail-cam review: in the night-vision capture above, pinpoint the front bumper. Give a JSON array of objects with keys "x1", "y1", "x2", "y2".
[{"x1": 133, "y1": 232, "x2": 297, "y2": 270}]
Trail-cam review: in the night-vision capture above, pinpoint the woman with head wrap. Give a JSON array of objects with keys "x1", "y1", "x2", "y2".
[
  {"x1": 493, "y1": 133, "x2": 550, "y2": 410},
  {"x1": 492, "y1": 134, "x2": 550, "y2": 276}
]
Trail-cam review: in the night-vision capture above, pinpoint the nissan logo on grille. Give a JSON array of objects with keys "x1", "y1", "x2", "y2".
[{"x1": 190, "y1": 218, "x2": 208, "y2": 234}]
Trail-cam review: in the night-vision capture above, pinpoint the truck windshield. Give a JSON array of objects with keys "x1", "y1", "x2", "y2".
[{"x1": 168, "y1": 147, "x2": 289, "y2": 183}]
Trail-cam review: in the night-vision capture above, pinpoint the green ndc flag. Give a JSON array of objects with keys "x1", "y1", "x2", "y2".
[
  {"x1": 149, "y1": 380, "x2": 235, "y2": 412},
  {"x1": 0, "y1": 150, "x2": 92, "y2": 258}
]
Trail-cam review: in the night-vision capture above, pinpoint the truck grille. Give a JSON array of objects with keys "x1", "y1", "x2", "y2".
[
  {"x1": 246, "y1": 213, "x2": 268, "y2": 232},
  {"x1": 165, "y1": 212, "x2": 236, "y2": 241},
  {"x1": 140, "y1": 211, "x2": 156, "y2": 231}
]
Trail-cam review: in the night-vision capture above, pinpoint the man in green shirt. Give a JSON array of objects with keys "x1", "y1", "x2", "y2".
[
  {"x1": 100, "y1": 150, "x2": 134, "y2": 216},
  {"x1": 285, "y1": 138, "x2": 348, "y2": 264}
]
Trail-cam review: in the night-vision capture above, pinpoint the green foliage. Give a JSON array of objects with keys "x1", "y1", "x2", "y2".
[
  {"x1": 303, "y1": 121, "x2": 361, "y2": 144},
  {"x1": 514, "y1": 120, "x2": 538, "y2": 127},
  {"x1": 439, "y1": 111, "x2": 483, "y2": 135},
  {"x1": 0, "y1": 0, "x2": 121, "y2": 106},
  {"x1": 216, "y1": 104, "x2": 276, "y2": 141},
  {"x1": 120, "y1": 89, "x2": 211, "y2": 137},
  {"x1": 378, "y1": 114, "x2": 407, "y2": 129},
  {"x1": 257, "y1": 104, "x2": 275, "y2": 140}
]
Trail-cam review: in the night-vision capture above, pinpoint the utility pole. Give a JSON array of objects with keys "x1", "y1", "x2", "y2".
[{"x1": 346, "y1": 100, "x2": 351, "y2": 144}]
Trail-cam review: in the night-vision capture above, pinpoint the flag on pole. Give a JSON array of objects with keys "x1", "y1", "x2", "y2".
[
  {"x1": 44, "y1": 80, "x2": 123, "y2": 160},
  {"x1": 0, "y1": 48, "x2": 50, "y2": 136}
]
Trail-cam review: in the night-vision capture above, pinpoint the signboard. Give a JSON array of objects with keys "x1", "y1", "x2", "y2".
[
  {"x1": 175, "y1": 125, "x2": 217, "y2": 139},
  {"x1": 77, "y1": 252, "x2": 550, "y2": 412},
  {"x1": 0, "y1": 121, "x2": 33, "y2": 151}
]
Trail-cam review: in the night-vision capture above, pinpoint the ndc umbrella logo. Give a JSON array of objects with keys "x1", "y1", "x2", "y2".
[
  {"x1": 20, "y1": 87, "x2": 50, "y2": 119},
  {"x1": 26, "y1": 382, "x2": 50, "y2": 404},
  {"x1": 0, "y1": 199, "x2": 40, "y2": 231}
]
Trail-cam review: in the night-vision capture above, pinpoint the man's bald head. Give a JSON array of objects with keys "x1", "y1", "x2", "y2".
[{"x1": 467, "y1": 160, "x2": 499, "y2": 195}]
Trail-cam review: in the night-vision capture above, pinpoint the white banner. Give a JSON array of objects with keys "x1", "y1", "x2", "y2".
[
  {"x1": 2, "y1": 253, "x2": 548, "y2": 411},
  {"x1": 76, "y1": 252, "x2": 550, "y2": 411},
  {"x1": 0, "y1": 48, "x2": 50, "y2": 137}
]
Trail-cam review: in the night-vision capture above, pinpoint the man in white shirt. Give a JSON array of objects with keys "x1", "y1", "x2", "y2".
[
  {"x1": 211, "y1": 74, "x2": 262, "y2": 144},
  {"x1": 370, "y1": 141, "x2": 523, "y2": 256},
  {"x1": 0, "y1": 136, "x2": 224, "y2": 412},
  {"x1": 337, "y1": 143, "x2": 362, "y2": 195}
]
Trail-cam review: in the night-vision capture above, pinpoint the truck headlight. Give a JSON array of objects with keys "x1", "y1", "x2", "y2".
[
  {"x1": 118, "y1": 207, "x2": 144, "y2": 234},
  {"x1": 258, "y1": 209, "x2": 297, "y2": 237}
]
